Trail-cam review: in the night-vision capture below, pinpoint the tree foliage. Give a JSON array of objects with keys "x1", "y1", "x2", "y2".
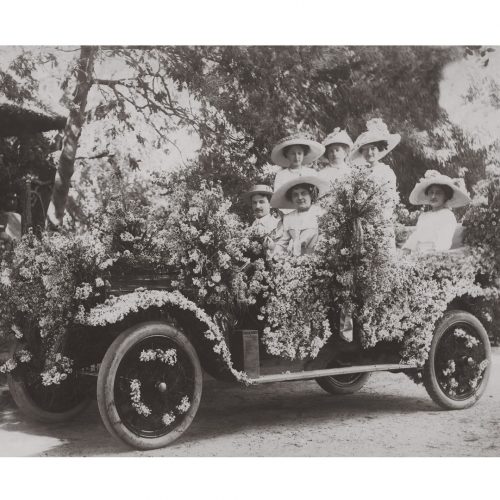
[{"x1": 1, "y1": 45, "x2": 495, "y2": 225}]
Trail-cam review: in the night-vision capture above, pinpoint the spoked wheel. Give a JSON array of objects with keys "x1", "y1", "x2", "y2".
[
  {"x1": 7, "y1": 347, "x2": 91, "y2": 423},
  {"x1": 423, "y1": 310, "x2": 491, "y2": 410},
  {"x1": 97, "y1": 322, "x2": 202, "y2": 450},
  {"x1": 315, "y1": 360, "x2": 371, "y2": 395}
]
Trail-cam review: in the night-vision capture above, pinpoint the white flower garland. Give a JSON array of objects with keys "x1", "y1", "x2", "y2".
[
  {"x1": 128, "y1": 349, "x2": 193, "y2": 423},
  {"x1": 130, "y1": 379, "x2": 152, "y2": 416},
  {"x1": 139, "y1": 348, "x2": 177, "y2": 365},
  {"x1": 78, "y1": 289, "x2": 249, "y2": 383}
]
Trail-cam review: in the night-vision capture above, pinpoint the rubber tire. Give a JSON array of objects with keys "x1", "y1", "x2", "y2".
[
  {"x1": 316, "y1": 372, "x2": 371, "y2": 395},
  {"x1": 97, "y1": 321, "x2": 203, "y2": 450},
  {"x1": 423, "y1": 310, "x2": 491, "y2": 410},
  {"x1": 6, "y1": 340, "x2": 91, "y2": 423},
  {"x1": 7, "y1": 367, "x2": 91, "y2": 423}
]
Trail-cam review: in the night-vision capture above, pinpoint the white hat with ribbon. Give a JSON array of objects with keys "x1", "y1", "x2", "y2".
[
  {"x1": 350, "y1": 118, "x2": 401, "y2": 163},
  {"x1": 322, "y1": 128, "x2": 354, "y2": 150},
  {"x1": 409, "y1": 170, "x2": 471, "y2": 208},
  {"x1": 271, "y1": 133, "x2": 325, "y2": 168}
]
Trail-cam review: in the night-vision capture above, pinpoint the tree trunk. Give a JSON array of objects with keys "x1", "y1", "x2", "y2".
[{"x1": 45, "y1": 46, "x2": 98, "y2": 229}]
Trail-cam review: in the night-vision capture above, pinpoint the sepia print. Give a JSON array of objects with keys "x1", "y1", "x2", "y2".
[{"x1": 0, "y1": 45, "x2": 499, "y2": 457}]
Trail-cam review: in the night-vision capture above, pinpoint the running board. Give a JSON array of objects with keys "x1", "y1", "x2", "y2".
[{"x1": 248, "y1": 363, "x2": 418, "y2": 384}]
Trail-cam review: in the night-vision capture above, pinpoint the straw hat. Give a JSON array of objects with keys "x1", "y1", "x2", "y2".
[
  {"x1": 271, "y1": 133, "x2": 325, "y2": 168},
  {"x1": 350, "y1": 118, "x2": 401, "y2": 163},
  {"x1": 322, "y1": 128, "x2": 354, "y2": 150},
  {"x1": 270, "y1": 175, "x2": 330, "y2": 209},
  {"x1": 409, "y1": 170, "x2": 471, "y2": 208},
  {"x1": 242, "y1": 184, "x2": 273, "y2": 202}
]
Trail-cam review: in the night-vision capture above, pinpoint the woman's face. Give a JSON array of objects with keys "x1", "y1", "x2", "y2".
[
  {"x1": 285, "y1": 145, "x2": 305, "y2": 169},
  {"x1": 427, "y1": 185, "x2": 447, "y2": 210},
  {"x1": 291, "y1": 187, "x2": 312, "y2": 211},
  {"x1": 360, "y1": 143, "x2": 380, "y2": 164},
  {"x1": 326, "y1": 144, "x2": 347, "y2": 163}
]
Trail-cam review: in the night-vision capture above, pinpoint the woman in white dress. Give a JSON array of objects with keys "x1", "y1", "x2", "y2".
[
  {"x1": 271, "y1": 133, "x2": 324, "y2": 191},
  {"x1": 270, "y1": 175, "x2": 329, "y2": 257},
  {"x1": 351, "y1": 119, "x2": 401, "y2": 249},
  {"x1": 350, "y1": 119, "x2": 401, "y2": 204},
  {"x1": 319, "y1": 128, "x2": 353, "y2": 185},
  {"x1": 403, "y1": 170, "x2": 471, "y2": 254}
]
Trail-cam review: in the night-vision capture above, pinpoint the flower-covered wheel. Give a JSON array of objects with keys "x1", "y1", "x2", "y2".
[
  {"x1": 97, "y1": 321, "x2": 202, "y2": 450},
  {"x1": 423, "y1": 310, "x2": 491, "y2": 410},
  {"x1": 7, "y1": 346, "x2": 91, "y2": 423}
]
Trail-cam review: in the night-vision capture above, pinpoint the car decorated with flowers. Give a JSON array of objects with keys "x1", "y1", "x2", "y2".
[{"x1": 0, "y1": 166, "x2": 498, "y2": 450}]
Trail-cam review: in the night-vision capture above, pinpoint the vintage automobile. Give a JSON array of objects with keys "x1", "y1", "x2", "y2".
[{"x1": 5, "y1": 218, "x2": 493, "y2": 451}]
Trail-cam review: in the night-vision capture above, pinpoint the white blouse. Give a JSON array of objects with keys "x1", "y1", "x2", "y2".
[
  {"x1": 251, "y1": 213, "x2": 279, "y2": 236},
  {"x1": 273, "y1": 166, "x2": 318, "y2": 190},
  {"x1": 318, "y1": 164, "x2": 350, "y2": 186},
  {"x1": 274, "y1": 205, "x2": 324, "y2": 256},
  {"x1": 403, "y1": 208, "x2": 457, "y2": 253}
]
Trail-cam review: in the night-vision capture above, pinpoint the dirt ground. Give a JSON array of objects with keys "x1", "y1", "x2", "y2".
[{"x1": 1, "y1": 348, "x2": 499, "y2": 457}]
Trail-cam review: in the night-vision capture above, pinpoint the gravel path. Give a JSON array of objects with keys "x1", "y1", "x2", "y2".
[{"x1": 1, "y1": 348, "x2": 499, "y2": 456}]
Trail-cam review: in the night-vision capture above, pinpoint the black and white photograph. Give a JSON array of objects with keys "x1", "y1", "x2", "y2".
[{"x1": 0, "y1": 5, "x2": 499, "y2": 493}]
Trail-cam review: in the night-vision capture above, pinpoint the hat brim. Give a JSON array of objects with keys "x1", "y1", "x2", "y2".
[
  {"x1": 242, "y1": 189, "x2": 273, "y2": 202},
  {"x1": 270, "y1": 175, "x2": 330, "y2": 209},
  {"x1": 350, "y1": 133, "x2": 401, "y2": 162},
  {"x1": 409, "y1": 179, "x2": 471, "y2": 208},
  {"x1": 271, "y1": 138, "x2": 325, "y2": 168}
]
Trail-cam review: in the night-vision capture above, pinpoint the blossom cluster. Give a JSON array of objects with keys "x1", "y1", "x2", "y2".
[
  {"x1": 0, "y1": 230, "x2": 110, "y2": 380},
  {"x1": 139, "y1": 348, "x2": 177, "y2": 365},
  {"x1": 463, "y1": 165, "x2": 500, "y2": 275},
  {"x1": 41, "y1": 354, "x2": 74, "y2": 386}
]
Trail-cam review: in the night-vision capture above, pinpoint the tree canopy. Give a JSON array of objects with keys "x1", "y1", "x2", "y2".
[{"x1": 1, "y1": 45, "x2": 497, "y2": 226}]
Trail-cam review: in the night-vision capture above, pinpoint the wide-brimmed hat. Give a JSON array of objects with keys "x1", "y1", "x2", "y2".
[
  {"x1": 322, "y1": 128, "x2": 354, "y2": 151},
  {"x1": 270, "y1": 175, "x2": 330, "y2": 209},
  {"x1": 242, "y1": 184, "x2": 274, "y2": 202},
  {"x1": 350, "y1": 118, "x2": 401, "y2": 163},
  {"x1": 271, "y1": 133, "x2": 325, "y2": 168},
  {"x1": 409, "y1": 170, "x2": 471, "y2": 208}
]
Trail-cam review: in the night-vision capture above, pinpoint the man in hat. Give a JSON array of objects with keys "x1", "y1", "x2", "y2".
[{"x1": 244, "y1": 184, "x2": 280, "y2": 237}]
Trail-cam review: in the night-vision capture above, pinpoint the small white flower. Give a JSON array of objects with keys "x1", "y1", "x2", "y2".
[
  {"x1": 11, "y1": 324, "x2": 23, "y2": 339},
  {"x1": 176, "y1": 396, "x2": 191, "y2": 414},
  {"x1": 162, "y1": 412, "x2": 176, "y2": 426},
  {"x1": 120, "y1": 232, "x2": 134, "y2": 242}
]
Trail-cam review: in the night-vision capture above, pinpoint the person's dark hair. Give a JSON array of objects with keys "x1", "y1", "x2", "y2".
[
  {"x1": 283, "y1": 144, "x2": 310, "y2": 158},
  {"x1": 363, "y1": 140, "x2": 388, "y2": 152},
  {"x1": 285, "y1": 183, "x2": 319, "y2": 203},
  {"x1": 326, "y1": 143, "x2": 349, "y2": 155},
  {"x1": 424, "y1": 183, "x2": 454, "y2": 201}
]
